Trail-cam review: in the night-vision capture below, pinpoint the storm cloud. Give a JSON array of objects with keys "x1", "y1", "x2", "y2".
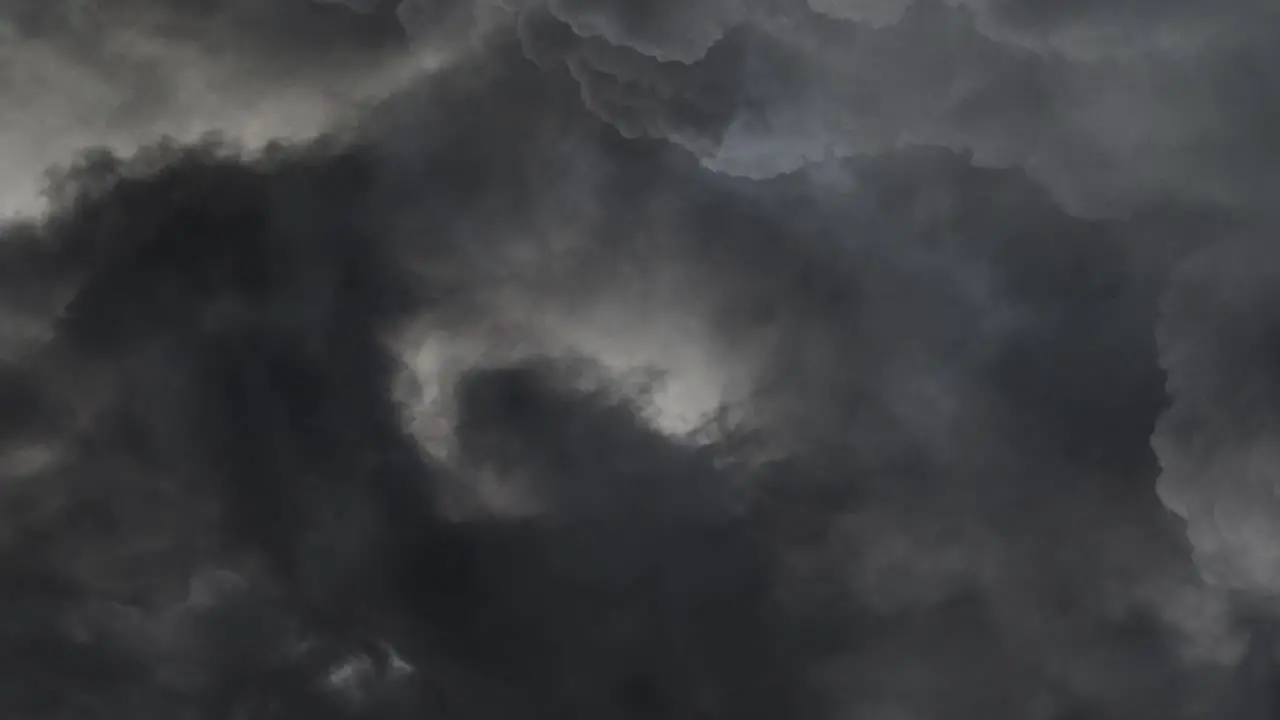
[{"x1": 0, "y1": 1, "x2": 1278, "y2": 719}]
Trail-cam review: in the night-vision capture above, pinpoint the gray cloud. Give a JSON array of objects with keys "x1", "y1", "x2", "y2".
[
  {"x1": 1154, "y1": 238, "x2": 1280, "y2": 596},
  {"x1": 394, "y1": 0, "x2": 1280, "y2": 217},
  {"x1": 0, "y1": 0, "x2": 422, "y2": 218},
  {"x1": 0, "y1": 1, "x2": 1278, "y2": 719}
]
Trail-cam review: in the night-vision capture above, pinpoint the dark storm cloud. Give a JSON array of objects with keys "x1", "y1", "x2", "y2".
[
  {"x1": 0, "y1": 1, "x2": 1278, "y2": 719},
  {"x1": 1154, "y1": 238, "x2": 1280, "y2": 596},
  {"x1": 0, "y1": 0, "x2": 417, "y2": 217},
  {"x1": 0, "y1": 0, "x2": 406, "y2": 66},
  {"x1": 0, "y1": 52, "x2": 785, "y2": 717},
  {"x1": 395, "y1": 0, "x2": 1280, "y2": 216}
]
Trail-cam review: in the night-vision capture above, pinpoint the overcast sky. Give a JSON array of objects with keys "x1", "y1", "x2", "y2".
[{"x1": 1, "y1": 1, "x2": 1279, "y2": 718}]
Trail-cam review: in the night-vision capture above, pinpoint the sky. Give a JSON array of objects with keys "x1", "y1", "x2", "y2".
[{"x1": 0, "y1": 1, "x2": 1279, "y2": 718}]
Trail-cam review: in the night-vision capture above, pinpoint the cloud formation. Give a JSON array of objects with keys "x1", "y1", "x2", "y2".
[
  {"x1": 436, "y1": 0, "x2": 1280, "y2": 216},
  {"x1": 0, "y1": 0, "x2": 425, "y2": 217},
  {"x1": 0, "y1": 1, "x2": 1278, "y2": 719}
]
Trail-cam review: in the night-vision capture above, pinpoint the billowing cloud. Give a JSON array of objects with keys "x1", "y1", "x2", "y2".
[
  {"x1": 392, "y1": 0, "x2": 1280, "y2": 216},
  {"x1": 0, "y1": 0, "x2": 1278, "y2": 719},
  {"x1": 1154, "y1": 238, "x2": 1280, "y2": 594},
  {"x1": 0, "y1": 0, "x2": 427, "y2": 218}
]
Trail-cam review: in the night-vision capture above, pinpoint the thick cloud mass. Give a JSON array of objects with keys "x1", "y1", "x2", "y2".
[
  {"x1": 1, "y1": 0, "x2": 1280, "y2": 719},
  {"x1": 431, "y1": 0, "x2": 1280, "y2": 216},
  {"x1": 0, "y1": 0, "x2": 424, "y2": 217}
]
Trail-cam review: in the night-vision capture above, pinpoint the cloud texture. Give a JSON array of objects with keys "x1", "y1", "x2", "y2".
[{"x1": 0, "y1": 0, "x2": 1279, "y2": 718}]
